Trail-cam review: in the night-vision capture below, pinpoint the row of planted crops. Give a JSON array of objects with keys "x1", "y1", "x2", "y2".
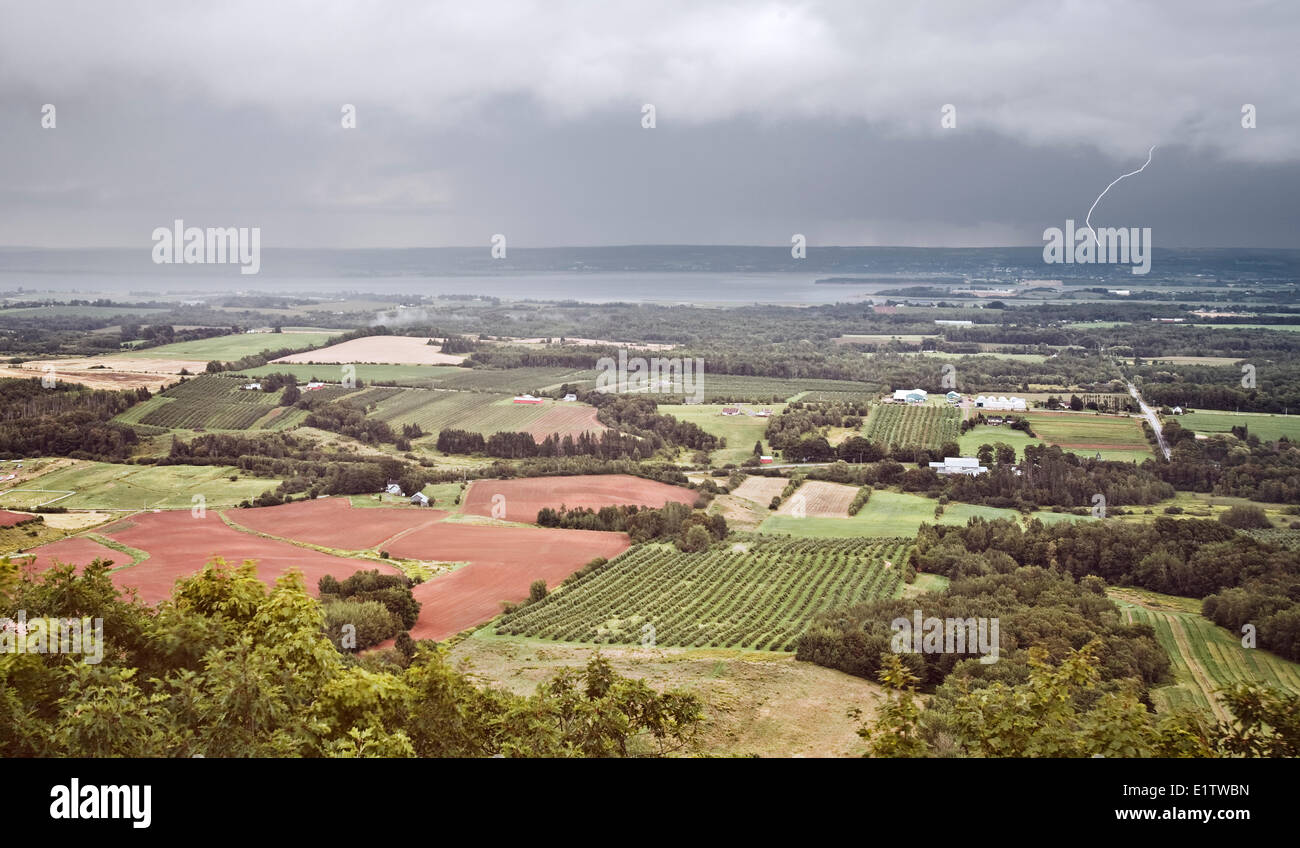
[
  {"x1": 865, "y1": 403, "x2": 960, "y2": 450},
  {"x1": 497, "y1": 535, "x2": 911, "y2": 652}
]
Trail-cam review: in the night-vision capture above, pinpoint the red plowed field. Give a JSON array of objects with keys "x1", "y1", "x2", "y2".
[
  {"x1": 462, "y1": 474, "x2": 696, "y2": 524},
  {"x1": 0, "y1": 509, "x2": 36, "y2": 527},
  {"x1": 524, "y1": 405, "x2": 607, "y2": 443},
  {"x1": 19, "y1": 536, "x2": 123, "y2": 577},
  {"x1": 386, "y1": 523, "x2": 630, "y2": 640},
  {"x1": 230, "y1": 498, "x2": 447, "y2": 549},
  {"x1": 48, "y1": 510, "x2": 402, "y2": 604}
]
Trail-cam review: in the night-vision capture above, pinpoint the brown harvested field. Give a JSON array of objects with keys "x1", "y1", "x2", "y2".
[
  {"x1": 388, "y1": 523, "x2": 631, "y2": 641},
  {"x1": 523, "y1": 404, "x2": 606, "y2": 442},
  {"x1": 449, "y1": 639, "x2": 882, "y2": 757},
  {"x1": 38, "y1": 511, "x2": 116, "y2": 531},
  {"x1": 15, "y1": 356, "x2": 206, "y2": 375},
  {"x1": 730, "y1": 475, "x2": 789, "y2": 505},
  {"x1": 38, "y1": 510, "x2": 401, "y2": 604},
  {"x1": 18, "y1": 536, "x2": 123, "y2": 577},
  {"x1": 25, "y1": 504, "x2": 626, "y2": 641},
  {"x1": 227, "y1": 498, "x2": 448, "y2": 550},
  {"x1": 0, "y1": 509, "x2": 34, "y2": 527},
  {"x1": 274, "y1": 335, "x2": 465, "y2": 365},
  {"x1": 777, "y1": 480, "x2": 858, "y2": 517},
  {"x1": 707, "y1": 494, "x2": 770, "y2": 531},
  {"x1": 0, "y1": 365, "x2": 173, "y2": 392},
  {"x1": 462, "y1": 474, "x2": 697, "y2": 524}
]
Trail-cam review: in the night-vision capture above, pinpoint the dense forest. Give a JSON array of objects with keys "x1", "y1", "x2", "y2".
[{"x1": 0, "y1": 379, "x2": 145, "y2": 460}]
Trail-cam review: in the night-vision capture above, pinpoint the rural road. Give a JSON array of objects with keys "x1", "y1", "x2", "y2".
[{"x1": 1126, "y1": 381, "x2": 1171, "y2": 460}]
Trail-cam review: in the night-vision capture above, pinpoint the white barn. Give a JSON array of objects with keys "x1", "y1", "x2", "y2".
[
  {"x1": 975, "y1": 395, "x2": 1027, "y2": 411},
  {"x1": 928, "y1": 457, "x2": 989, "y2": 476}
]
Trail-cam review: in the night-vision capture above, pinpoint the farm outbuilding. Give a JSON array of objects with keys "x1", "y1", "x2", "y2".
[
  {"x1": 974, "y1": 395, "x2": 1026, "y2": 411},
  {"x1": 928, "y1": 457, "x2": 988, "y2": 476}
]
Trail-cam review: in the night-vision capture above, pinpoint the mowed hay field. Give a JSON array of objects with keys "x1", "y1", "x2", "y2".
[
  {"x1": 957, "y1": 425, "x2": 1040, "y2": 460},
  {"x1": 1022, "y1": 411, "x2": 1149, "y2": 449},
  {"x1": 131, "y1": 331, "x2": 339, "y2": 360},
  {"x1": 496, "y1": 536, "x2": 909, "y2": 651},
  {"x1": 657, "y1": 404, "x2": 783, "y2": 465},
  {"x1": 778, "y1": 480, "x2": 858, "y2": 516},
  {"x1": 1179, "y1": 410, "x2": 1300, "y2": 443},
  {"x1": 729, "y1": 475, "x2": 789, "y2": 505},
  {"x1": 1110, "y1": 588, "x2": 1300, "y2": 719},
  {"x1": 462, "y1": 475, "x2": 697, "y2": 523},
  {"x1": 0, "y1": 461, "x2": 278, "y2": 510},
  {"x1": 273, "y1": 335, "x2": 464, "y2": 365}
]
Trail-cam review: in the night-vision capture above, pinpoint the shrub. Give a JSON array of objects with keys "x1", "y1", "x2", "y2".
[
  {"x1": 322, "y1": 599, "x2": 400, "y2": 651},
  {"x1": 1220, "y1": 504, "x2": 1272, "y2": 530}
]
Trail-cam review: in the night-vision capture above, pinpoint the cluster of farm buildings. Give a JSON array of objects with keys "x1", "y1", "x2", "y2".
[{"x1": 887, "y1": 389, "x2": 1027, "y2": 412}]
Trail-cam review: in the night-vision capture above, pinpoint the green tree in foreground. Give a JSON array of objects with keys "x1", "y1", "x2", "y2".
[
  {"x1": 856, "y1": 641, "x2": 1298, "y2": 758},
  {"x1": 0, "y1": 557, "x2": 702, "y2": 758}
]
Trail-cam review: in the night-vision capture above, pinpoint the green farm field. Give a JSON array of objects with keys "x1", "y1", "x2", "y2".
[
  {"x1": 758, "y1": 489, "x2": 1081, "y2": 537},
  {"x1": 1178, "y1": 410, "x2": 1300, "y2": 442},
  {"x1": 113, "y1": 375, "x2": 299, "y2": 432},
  {"x1": 657, "y1": 403, "x2": 785, "y2": 465},
  {"x1": 237, "y1": 362, "x2": 466, "y2": 386},
  {"x1": 659, "y1": 374, "x2": 872, "y2": 403},
  {"x1": 834, "y1": 334, "x2": 938, "y2": 345},
  {"x1": 434, "y1": 367, "x2": 598, "y2": 393},
  {"x1": 496, "y1": 536, "x2": 910, "y2": 651},
  {"x1": 959, "y1": 423, "x2": 1152, "y2": 462},
  {"x1": 129, "y1": 331, "x2": 339, "y2": 360},
  {"x1": 864, "y1": 403, "x2": 960, "y2": 451},
  {"x1": 371, "y1": 389, "x2": 559, "y2": 435},
  {"x1": 957, "y1": 425, "x2": 1039, "y2": 460},
  {"x1": 1022, "y1": 411, "x2": 1151, "y2": 452},
  {"x1": 0, "y1": 304, "x2": 168, "y2": 318},
  {"x1": 0, "y1": 461, "x2": 278, "y2": 510},
  {"x1": 1110, "y1": 588, "x2": 1300, "y2": 718}
]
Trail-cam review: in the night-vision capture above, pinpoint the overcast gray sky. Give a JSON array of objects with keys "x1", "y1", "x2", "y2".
[{"x1": 1, "y1": 0, "x2": 1297, "y2": 248}]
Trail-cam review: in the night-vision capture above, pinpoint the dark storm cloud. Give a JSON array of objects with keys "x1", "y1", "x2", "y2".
[{"x1": 0, "y1": 1, "x2": 1296, "y2": 247}]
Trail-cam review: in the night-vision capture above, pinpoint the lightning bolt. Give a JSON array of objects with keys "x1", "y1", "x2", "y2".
[{"x1": 1085, "y1": 145, "x2": 1156, "y2": 246}]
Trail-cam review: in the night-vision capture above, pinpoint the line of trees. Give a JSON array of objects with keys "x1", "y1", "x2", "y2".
[
  {"x1": 536, "y1": 501, "x2": 725, "y2": 551},
  {"x1": 0, "y1": 379, "x2": 144, "y2": 460}
]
